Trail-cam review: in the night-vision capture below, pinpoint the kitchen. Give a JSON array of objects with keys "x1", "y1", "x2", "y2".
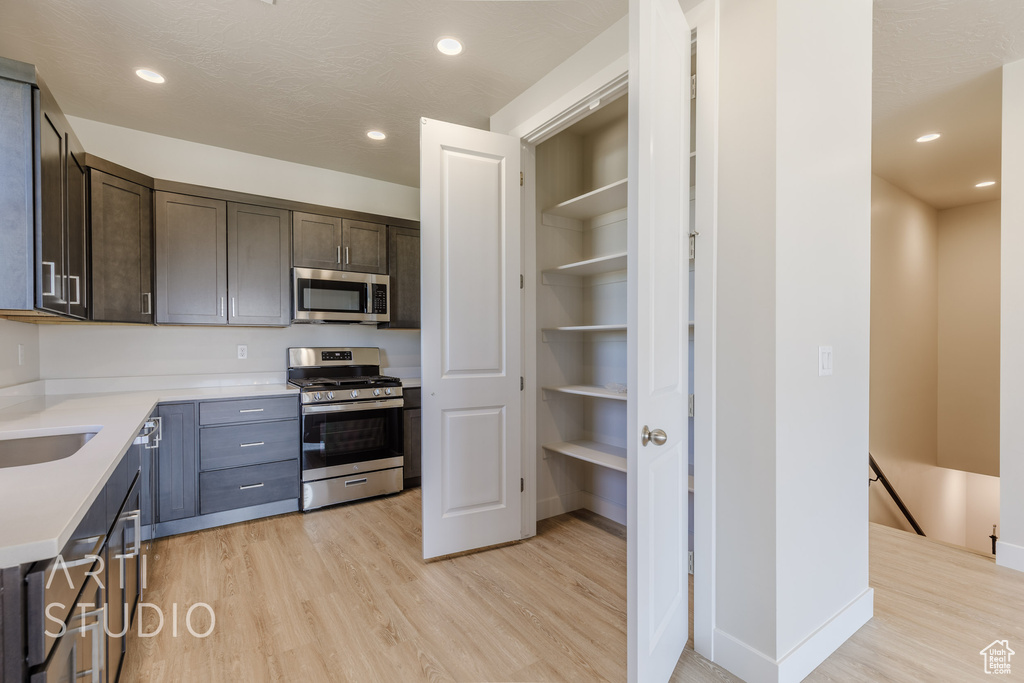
[{"x1": 0, "y1": 0, "x2": 884, "y2": 682}]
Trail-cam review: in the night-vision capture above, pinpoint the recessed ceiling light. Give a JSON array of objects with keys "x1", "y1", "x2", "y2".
[
  {"x1": 976, "y1": 180, "x2": 997, "y2": 188},
  {"x1": 916, "y1": 133, "x2": 941, "y2": 143},
  {"x1": 436, "y1": 37, "x2": 463, "y2": 56},
  {"x1": 367, "y1": 130, "x2": 386, "y2": 141},
  {"x1": 135, "y1": 69, "x2": 165, "y2": 84}
]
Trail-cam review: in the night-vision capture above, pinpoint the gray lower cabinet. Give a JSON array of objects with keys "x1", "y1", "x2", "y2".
[
  {"x1": 155, "y1": 192, "x2": 227, "y2": 324},
  {"x1": 381, "y1": 225, "x2": 420, "y2": 329},
  {"x1": 293, "y1": 211, "x2": 342, "y2": 270},
  {"x1": 341, "y1": 218, "x2": 387, "y2": 274},
  {"x1": 89, "y1": 169, "x2": 153, "y2": 323},
  {"x1": 199, "y1": 460, "x2": 299, "y2": 515},
  {"x1": 156, "y1": 402, "x2": 198, "y2": 523},
  {"x1": 403, "y1": 387, "x2": 421, "y2": 486},
  {"x1": 227, "y1": 202, "x2": 291, "y2": 326}
]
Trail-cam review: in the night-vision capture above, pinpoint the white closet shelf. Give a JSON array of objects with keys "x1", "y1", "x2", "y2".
[
  {"x1": 542, "y1": 385, "x2": 627, "y2": 401},
  {"x1": 543, "y1": 324, "x2": 627, "y2": 333},
  {"x1": 543, "y1": 252, "x2": 627, "y2": 278},
  {"x1": 543, "y1": 440, "x2": 627, "y2": 472},
  {"x1": 543, "y1": 178, "x2": 628, "y2": 220}
]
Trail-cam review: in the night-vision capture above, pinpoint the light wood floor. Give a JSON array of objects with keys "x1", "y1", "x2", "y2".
[{"x1": 123, "y1": 489, "x2": 1024, "y2": 682}]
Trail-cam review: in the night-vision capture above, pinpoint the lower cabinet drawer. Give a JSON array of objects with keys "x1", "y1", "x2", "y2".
[
  {"x1": 200, "y1": 420, "x2": 299, "y2": 471},
  {"x1": 199, "y1": 396, "x2": 298, "y2": 425},
  {"x1": 199, "y1": 460, "x2": 298, "y2": 515}
]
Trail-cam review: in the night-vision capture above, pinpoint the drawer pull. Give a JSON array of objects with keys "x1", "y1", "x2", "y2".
[
  {"x1": 239, "y1": 408, "x2": 265, "y2": 413},
  {"x1": 240, "y1": 441, "x2": 265, "y2": 448},
  {"x1": 345, "y1": 478, "x2": 368, "y2": 487},
  {"x1": 239, "y1": 483, "x2": 265, "y2": 490}
]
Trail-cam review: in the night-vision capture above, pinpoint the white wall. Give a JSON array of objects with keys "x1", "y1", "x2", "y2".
[
  {"x1": 37, "y1": 324, "x2": 419, "y2": 380},
  {"x1": 714, "y1": 0, "x2": 873, "y2": 680},
  {"x1": 999, "y1": 58, "x2": 1024, "y2": 572},
  {"x1": 0, "y1": 319, "x2": 40, "y2": 388},
  {"x1": 66, "y1": 117, "x2": 419, "y2": 221}
]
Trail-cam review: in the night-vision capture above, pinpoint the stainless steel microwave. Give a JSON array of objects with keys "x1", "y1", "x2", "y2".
[{"x1": 292, "y1": 268, "x2": 390, "y2": 324}]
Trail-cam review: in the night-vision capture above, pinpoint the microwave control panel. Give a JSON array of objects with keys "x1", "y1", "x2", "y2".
[{"x1": 372, "y1": 284, "x2": 388, "y2": 314}]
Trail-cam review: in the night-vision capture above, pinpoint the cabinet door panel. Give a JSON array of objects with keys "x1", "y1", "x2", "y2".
[
  {"x1": 292, "y1": 211, "x2": 341, "y2": 269},
  {"x1": 65, "y1": 147, "x2": 88, "y2": 319},
  {"x1": 90, "y1": 170, "x2": 152, "y2": 323},
  {"x1": 155, "y1": 192, "x2": 227, "y2": 324},
  {"x1": 342, "y1": 218, "x2": 387, "y2": 274},
  {"x1": 156, "y1": 403, "x2": 197, "y2": 523},
  {"x1": 38, "y1": 111, "x2": 66, "y2": 313},
  {"x1": 385, "y1": 226, "x2": 420, "y2": 328},
  {"x1": 228, "y1": 203, "x2": 290, "y2": 326},
  {"x1": 404, "y1": 407, "x2": 421, "y2": 483}
]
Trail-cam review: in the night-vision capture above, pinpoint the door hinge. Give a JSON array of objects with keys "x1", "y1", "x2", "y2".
[
  {"x1": 520, "y1": 274, "x2": 524, "y2": 289},
  {"x1": 691, "y1": 74, "x2": 696, "y2": 100},
  {"x1": 521, "y1": 477, "x2": 525, "y2": 493},
  {"x1": 688, "y1": 551, "x2": 694, "y2": 575},
  {"x1": 520, "y1": 376, "x2": 524, "y2": 391},
  {"x1": 689, "y1": 234, "x2": 696, "y2": 260},
  {"x1": 520, "y1": 171, "x2": 524, "y2": 187},
  {"x1": 688, "y1": 394, "x2": 695, "y2": 418}
]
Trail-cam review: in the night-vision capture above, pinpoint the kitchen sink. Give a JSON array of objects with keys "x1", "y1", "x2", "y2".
[{"x1": 0, "y1": 431, "x2": 98, "y2": 469}]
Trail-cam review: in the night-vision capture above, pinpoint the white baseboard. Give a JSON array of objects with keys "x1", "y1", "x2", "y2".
[
  {"x1": 537, "y1": 492, "x2": 582, "y2": 521},
  {"x1": 578, "y1": 490, "x2": 627, "y2": 526},
  {"x1": 713, "y1": 588, "x2": 874, "y2": 683},
  {"x1": 997, "y1": 540, "x2": 1024, "y2": 573}
]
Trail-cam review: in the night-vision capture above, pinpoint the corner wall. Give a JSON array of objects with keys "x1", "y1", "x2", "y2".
[{"x1": 0, "y1": 319, "x2": 39, "y2": 389}]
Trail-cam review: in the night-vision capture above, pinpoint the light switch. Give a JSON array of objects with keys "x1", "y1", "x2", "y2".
[{"x1": 818, "y1": 346, "x2": 833, "y2": 376}]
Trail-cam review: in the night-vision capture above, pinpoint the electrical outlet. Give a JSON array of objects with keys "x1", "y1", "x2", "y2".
[
  {"x1": 18, "y1": 344, "x2": 24, "y2": 366},
  {"x1": 237, "y1": 345, "x2": 248, "y2": 360}
]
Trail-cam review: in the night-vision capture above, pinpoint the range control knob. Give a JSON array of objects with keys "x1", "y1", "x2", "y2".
[
  {"x1": 373, "y1": 388, "x2": 381, "y2": 397},
  {"x1": 351, "y1": 389, "x2": 360, "y2": 398},
  {"x1": 385, "y1": 388, "x2": 393, "y2": 396},
  {"x1": 313, "y1": 392, "x2": 322, "y2": 401},
  {"x1": 327, "y1": 391, "x2": 335, "y2": 400}
]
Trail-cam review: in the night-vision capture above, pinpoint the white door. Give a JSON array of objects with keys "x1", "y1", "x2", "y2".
[
  {"x1": 419, "y1": 118, "x2": 523, "y2": 560},
  {"x1": 627, "y1": 0, "x2": 692, "y2": 679}
]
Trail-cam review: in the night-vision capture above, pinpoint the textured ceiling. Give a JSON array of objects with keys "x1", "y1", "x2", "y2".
[
  {"x1": 0, "y1": 0, "x2": 626, "y2": 188},
  {"x1": 873, "y1": 0, "x2": 1024, "y2": 209}
]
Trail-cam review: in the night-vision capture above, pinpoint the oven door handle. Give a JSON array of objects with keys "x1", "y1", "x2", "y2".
[{"x1": 302, "y1": 398, "x2": 404, "y2": 415}]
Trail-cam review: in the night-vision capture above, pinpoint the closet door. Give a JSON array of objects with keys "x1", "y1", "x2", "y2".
[
  {"x1": 419, "y1": 118, "x2": 522, "y2": 559},
  {"x1": 627, "y1": 0, "x2": 692, "y2": 681}
]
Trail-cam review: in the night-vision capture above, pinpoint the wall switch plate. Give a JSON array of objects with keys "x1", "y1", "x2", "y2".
[
  {"x1": 237, "y1": 345, "x2": 248, "y2": 360},
  {"x1": 17, "y1": 344, "x2": 24, "y2": 366},
  {"x1": 818, "y1": 346, "x2": 833, "y2": 376}
]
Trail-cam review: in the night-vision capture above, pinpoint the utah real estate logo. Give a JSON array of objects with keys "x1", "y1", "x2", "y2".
[{"x1": 980, "y1": 640, "x2": 1014, "y2": 675}]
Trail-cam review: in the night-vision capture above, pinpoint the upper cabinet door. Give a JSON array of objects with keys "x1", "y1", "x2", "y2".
[
  {"x1": 89, "y1": 169, "x2": 153, "y2": 324},
  {"x1": 420, "y1": 117, "x2": 522, "y2": 559},
  {"x1": 292, "y1": 211, "x2": 342, "y2": 269},
  {"x1": 627, "y1": 0, "x2": 692, "y2": 680},
  {"x1": 37, "y1": 111, "x2": 66, "y2": 314},
  {"x1": 227, "y1": 203, "x2": 291, "y2": 326},
  {"x1": 383, "y1": 225, "x2": 420, "y2": 329},
  {"x1": 155, "y1": 192, "x2": 227, "y2": 325},
  {"x1": 341, "y1": 219, "x2": 387, "y2": 274}
]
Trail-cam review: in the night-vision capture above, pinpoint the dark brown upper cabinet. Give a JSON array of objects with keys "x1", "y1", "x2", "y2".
[
  {"x1": 227, "y1": 203, "x2": 291, "y2": 326},
  {"x1": 341, "y1": 219, "x2": 387, "y2": 274},
  {"x1": 380, "y1": 225, "x2": 420, "y2": 329},
  {"x1": 155, "y1": 192, "x2": 227, "y2": 325},
  {"x1": 89, "y1": 170, "x2": 153, "y2": 323},
  {"x1": 292, "y1": 211, "x2": 342, "y2": 270},
  {"x1": 37, "y1": 77, "x2": 88, "y2": 319}
]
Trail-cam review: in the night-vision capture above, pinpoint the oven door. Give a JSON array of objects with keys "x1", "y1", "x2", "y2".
[
  {"x1": 292, "y1": 268, "x2": 390, "y2": 323},
  {"x1": 301, "y1": 398, "x2": 404, "y2": 481}
]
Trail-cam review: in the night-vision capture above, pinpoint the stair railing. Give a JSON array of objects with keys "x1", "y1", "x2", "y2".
[{"x1": 869, "y1": 453, "x2": 926, "y2": 536}]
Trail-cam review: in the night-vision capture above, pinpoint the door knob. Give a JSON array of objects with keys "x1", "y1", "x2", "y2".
[{"x1": 641, "y1": 425, "x2": 668, "y2": 447}]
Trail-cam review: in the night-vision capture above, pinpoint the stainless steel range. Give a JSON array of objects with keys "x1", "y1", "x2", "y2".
[{"x1": 288, "y1": 347, "x2": 404, "y2": 510}]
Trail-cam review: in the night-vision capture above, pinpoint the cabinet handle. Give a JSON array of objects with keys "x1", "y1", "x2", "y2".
[
  {"x1": 336, "y1": 245, "x2": 341, "y2": 264},
  {"x1": 345, "y1": 478, "x2": 368, "y2": 487},
  {"x1": 240, "y1": 441, "x2": 264, "y2": 448},
  {"x1": 231, "y1": 297, "x2": 236, "y2": 318},
  {"x1": 345, "y1": 246, "x2": 350, "y2": 265},
  {"x1": 142, "y1": 292, "x2": 152, "y2": 315},
  {"x1": 69, "y1": 275, "x2": 81, "y2": 305},
  {"x1": 239, "y1": 408, "x2": 264, "y2": 413},
  {"x1": 125, "y1": 511, "x2": 141, "y2": 558},
  {"x1": 220, "y1": 297, "x2": 225, "y2": 317},
  {"x1": 239, "y1": 483, "x2": 264, "y2": 490},
  {"x1": 42, "y1": 261, "x2": 56, "y2": 297}
]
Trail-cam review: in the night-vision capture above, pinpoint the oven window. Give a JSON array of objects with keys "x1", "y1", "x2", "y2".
[
  {"x1": 297, "y1": 278, "x2": 366, "y2": 313},
  {"x1": 301, "y1": 405, "x2": 403, "y2": 473},
  {"x1": 323, "y1": 416, "x2": 386, "y2": 453}
]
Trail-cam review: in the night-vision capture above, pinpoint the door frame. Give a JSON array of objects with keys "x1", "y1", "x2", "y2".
[{"x1": 516, "y1": 0, "x2": 720, "y2": 660}]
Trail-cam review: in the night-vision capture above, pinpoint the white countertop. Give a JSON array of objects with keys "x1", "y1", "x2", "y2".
[{"x1": 0, "y1": 384, "x2": 297, "y2": 567}]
